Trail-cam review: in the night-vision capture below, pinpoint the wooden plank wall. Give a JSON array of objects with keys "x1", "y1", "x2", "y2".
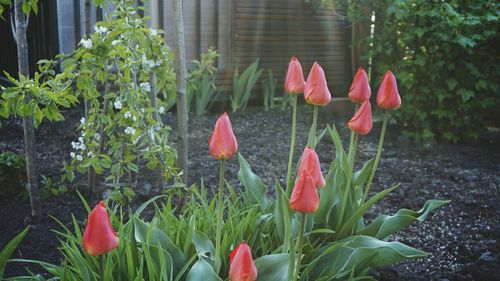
[
  {"x1": 152, "y1": 0, "x2": 348, "y2": 96},
  {"x1": 232, "y1": 0, "x2": 349, "y2": 95}
]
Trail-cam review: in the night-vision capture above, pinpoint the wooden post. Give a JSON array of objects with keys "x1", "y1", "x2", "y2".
[{"x1": 172, "y1": 0, "x2": 189, "y2": 184}]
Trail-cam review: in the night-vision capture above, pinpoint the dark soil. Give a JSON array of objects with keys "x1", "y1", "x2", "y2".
[{"x1": 1, "y1": 106, "x2": 499, "y2": 280}]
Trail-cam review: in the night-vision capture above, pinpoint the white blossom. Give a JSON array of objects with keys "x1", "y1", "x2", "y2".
[
  {"x1": 80, "y1": 39, "x2": 92, "y2": 49},
  {"x1": 94, "y1": 133, "x2": 101, "y2": 141},
  {"x1": 78, "y1": 136, "x2": 84, "y2": 144},
  {"x1": 114, "y1": 100, "x2": 123, "y2": 109},
  {"x1": 80, "y1": 117, "x2": 86, "y2": 125},
  {"x1": 124, "y1": 111, "x2": 132, "y2": 119},
  {"x1": 87, "y1": 151, "x2": 95, "y2": 157},
  {"x1": 150, "y1": 29, "x2": 158, "y2": 37},
  {"x1": 94, "y1": 25, "x2": 108, "y2": 35},
  {"x1": 132, "y1": 116, "x2": 137, "y2": 121},
  {"x1": 76, "y1": 155, "x2": 83, "y2": 161},
  {"x1": 70, "y1": 152, "x2": 76, "y2": 159},
  {"x1": 158, "y1": 106, "x2": 165, "y2": 114},
  {"x1": 141, "y1": 54, "x2": 156, "y2": 69},
  {"x1": 140, "y1": 82, "x2": 151, "y2": 92},
  {"x1": 71, "y1": 140, "x2": 86, "y2": 151},
  {"x1": 125, "y1": 127, "x2": 136, "y2": 135},
  {"x1": 111, "y1": 40, "x2": 120, "y2": 46}
]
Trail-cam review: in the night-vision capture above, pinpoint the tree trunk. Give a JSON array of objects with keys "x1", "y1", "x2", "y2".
[
  {"x1": 14, "y1": 0, "x2": 42, "y2": 219},
  {"x1": 82, "y1": 0, "x2": 91, "y2": 38},
  {"x1": 171, "y1": 0, "x2": 189, "y2": 184},
  {"x1": 82, "y1": 0, "x2": 95, "y2": 202}
]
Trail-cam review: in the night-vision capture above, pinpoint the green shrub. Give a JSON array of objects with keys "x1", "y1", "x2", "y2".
[
  {"x1": 231, "y1": 59, "x2": 263, "y2": 112},
  {"x1": 61, "y1": 0, "x2": 179, "y2": 195},
  {"x1": 187, "y1": 47, "x2": 220, "y2": 116},
  {"x1": 262, "y1": 69, "x2": 276, "y2": 111},
  {"x1": 0, "y1": 151, "x2": 26, "y2": 197},
  {"x1": 359, "y1": 0, "x2": 499, "y2": 142}
]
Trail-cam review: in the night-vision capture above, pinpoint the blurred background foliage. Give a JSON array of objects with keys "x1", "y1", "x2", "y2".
[{"x1": 313, "y1": 0, "x2": 499, "y2": 143}]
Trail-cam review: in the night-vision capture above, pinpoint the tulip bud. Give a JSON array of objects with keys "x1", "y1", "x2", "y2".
[
  {"x1": 229, "y1": 242, "x2": 258, "y2": 281},
  {"x1": 304, "y1": 62, "x2": 331, "y2": 106},
  {"x1": 82, "y1": 201, "x2": 120, "y2": 256},
  {"x1": 298, "y1": 146, "x2": 325, "y2": 188},
  {"x1": 348, "y1": 67, "x2": 371, "y2": 103},
  {"x1": 348, "y1": 100, "x2": 373, "y2": 135},
  {"x1": 284, "y1": 56, "x2": 305, "y2": 94},
  {"x1": 376, "y1": 70, "x2": 401, "y2": 109},
  {"x1": 209, "y1": 113, "x2": 238, "y2": 160},
  {"x1": 289, "y1": 172, "x2": 319, "y2": 213}
]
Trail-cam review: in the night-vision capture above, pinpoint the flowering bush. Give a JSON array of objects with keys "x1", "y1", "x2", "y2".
[{"x1": 62, "y1": 0, "x2": 179, "y2": 200}]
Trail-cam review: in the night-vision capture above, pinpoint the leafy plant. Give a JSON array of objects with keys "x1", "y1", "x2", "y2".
[
  {"x1": 0, "y1": 151, "x2": 26, "y2": 197},
  {"x1": 0, "y1": 227, "x2": 29, "y2": 280},
  {"x1": 262, "y1": 69, "x2": 276, "y2": 111},
  {"x1": 60, "y1": 0, "x2": 180, "y2": 197},
  {"x1": 231, "y1": 59, "x2": 263, "y2": 112},
  {"x1": 187, "y1": 48, "x2": 220, "y2": 116},
  {"x1": 348, "y1": 0, "x2": 499, "y2": 142},
  {"x1": 40, "y1": 175, "x2": 68, "y2": 199}
]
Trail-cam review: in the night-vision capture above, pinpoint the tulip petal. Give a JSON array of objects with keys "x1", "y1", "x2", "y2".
[{"x1": 348, "y1": 100, "x2": 373, "y2": 135}]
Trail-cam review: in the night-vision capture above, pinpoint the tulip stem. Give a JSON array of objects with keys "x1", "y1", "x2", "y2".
[
  {"x1": 335, "y1": 163, "x2": 353, "y2": 235},
  {"x1": 350, "y1": 133, "x2": 359, "y2": 168},
  {"x1": 363, "y1": 111, "x2": 390, "y2": 203},
  {"x1": 215, "y1": 159, "x2": 225, "y2": 273},
  {"x1": 292, "y1": 214, "x2": 307, "y2": 281},
  {"x1": 286, "y1": 95, "x2": 298, "y2": 197},
  {"x1": 347, "y1": 104, "x2": 360, "y2": 167},
  {"x1": 99, "y1": 255, "x2": 104, "y2": 281},
  {"x1": 309, "y1": 105, "x2": 319, "y2": 147}
]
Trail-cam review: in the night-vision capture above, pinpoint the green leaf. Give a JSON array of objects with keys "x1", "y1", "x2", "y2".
[
  {"x1": 273, "y1": 181, "x2": 287, "y2": 241},
  {"x1": 186, "y1": 258, "x2": 222, "y2": 281},
  {"x1": 255, "y1": 253, "x2": 290, "y2": 281},
  {"x1": 457, "y1": 88, "x2": 475, "y2": 102},
  {"x1": 359, "y1": 200, "x2": 450, "y2": 239},
  {"x1": 446, "y1": 79, "x2": 458, "y2": 90},
  {"x1": 133, "y1": 217, "x2": 187, "y2": 277},
  {"x1": 352, "y1": 159, "x2": 374, "y2": 187},
  {"x1": 22, "y1": 0, "x2": 31, "y2": 14},
  {"x1": 237, "y1": 153, "x2": 269, "y2": 211},
  {"x1": 308, "y1": 236, "x2": 427, "y2": 279},
  {"x1": 336, "y1": 184, "x2": 400, "y2": 240},
  {"x1": 0, "y1": 227, "x2": 29, "y2": 280},
  {"x1": 192, "y1": 230, "x2": 215, "y2": 265}
]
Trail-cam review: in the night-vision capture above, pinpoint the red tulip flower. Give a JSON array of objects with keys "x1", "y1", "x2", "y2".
[
  {"x1": 304, "y1": 62, "x2": 331, "y2": 106},
  {"x1": 298, "y1": 146, "x2": 325, "y2": 188},
  {"x1": 82, "y1": 201, "x2": 119, "y2": 256},
  {"x1": 376, "y1": 70, "x2": 401, "y2": 109},
  {"x1": 229, "y1": 242, "x2": 258, "y2": 281},
  {"x1": 348, "y1": 100, "x2": 373, "y2": 135},
  {"x1": 284, "y1": 56, "x2": 305, "y2": 94},
  {"x1": 348, "y1": 67, "x2": 371, "y2": 103},
  {"x1": 209, "y1": 112, "x2": 238, "y2": 160},
  {"x1": 289, "y1": 172, "x2": 319, "y2": 213}
]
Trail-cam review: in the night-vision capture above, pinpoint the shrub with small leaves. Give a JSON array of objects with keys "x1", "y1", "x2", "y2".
[
  {"x1": 358, "y1": 0, "x2": 499, "y2": 142},
  {"x1": 62, "y1": 0, "x2": 179, "y2": 195},
  {"x1": 0, "y1": 151, "x2": 26, "y2": 197}
]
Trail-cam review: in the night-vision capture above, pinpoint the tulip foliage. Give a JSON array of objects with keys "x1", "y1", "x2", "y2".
[{"x1": 4, "y1": 58, "x2": 448, "y2": 280}]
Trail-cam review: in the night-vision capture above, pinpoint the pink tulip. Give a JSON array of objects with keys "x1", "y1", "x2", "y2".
[{"x1": 304, "y1": 62, "x2": 331, "y2": 106}]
